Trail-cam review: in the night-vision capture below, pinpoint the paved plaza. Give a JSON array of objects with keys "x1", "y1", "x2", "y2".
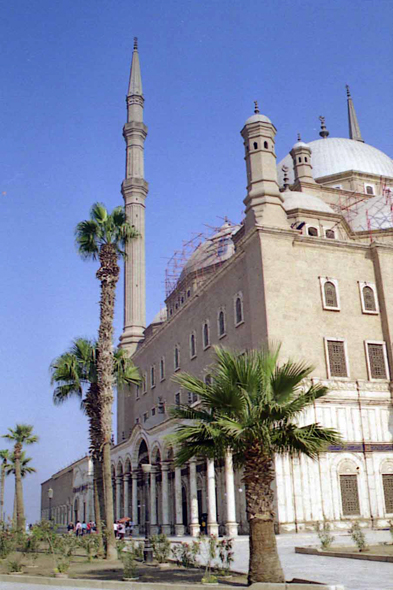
[{"x1": 0, "y1": 529, "x2": 392, "y2": 590}]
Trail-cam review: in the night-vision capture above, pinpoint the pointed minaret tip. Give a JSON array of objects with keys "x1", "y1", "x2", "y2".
[
  {"x1": 128, "y1": 37, "x2": 143, "y2": 96},
  {"x1": 319, "y1": 115, "x2": 329, "y2": 139},
  {"x1": 346, "y1": 84, "x2": 364, "y2": 143},
  {"x1": 254, "y1": 100, "x2": 260, "y2": 114}
]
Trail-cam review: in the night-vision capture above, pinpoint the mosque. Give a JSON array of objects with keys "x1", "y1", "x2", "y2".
[{"x1": 41, "y1": 41, "x2": 393, "y2": 536}]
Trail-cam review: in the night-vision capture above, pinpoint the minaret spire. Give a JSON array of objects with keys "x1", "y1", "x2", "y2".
[
  {"x1": 346, "y1": 85, "x2": 364, "y2": 142},
  {"x1": 120, "y1": 39, "x2": 149, "y2": 353}
]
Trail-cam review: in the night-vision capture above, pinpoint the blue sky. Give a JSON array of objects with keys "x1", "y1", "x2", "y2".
[{"x1": 0, "y1": 0, "x2": 392, "y2": 522}]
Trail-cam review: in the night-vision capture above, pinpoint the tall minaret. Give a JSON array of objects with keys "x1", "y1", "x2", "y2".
[
  {"x1": 346, "y1": 85, "x2": 364, "y2": 142},
  {"x1": 120, "y1": 38, "x2": 148, "y2": 353}
]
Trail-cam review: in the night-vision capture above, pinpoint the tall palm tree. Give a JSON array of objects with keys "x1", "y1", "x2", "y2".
[
  {"x1": 2, "y1": 425, "x2": 38, "y2": 532},
  {"x1": 50, "y1": 338, "x2": 139, "y2": 551},
  {"x1": 6, "y1": 452, "x2": 36, "y2": 527},
  {"x1": 171, "y1": 346, "x2": 342, "y2": 584},
  {"x1": 0, "y1": 450, "x2": 10, "y2": 522},
  {"x1": 75, "y1": 203, "x2": 138, "y2": 560}
]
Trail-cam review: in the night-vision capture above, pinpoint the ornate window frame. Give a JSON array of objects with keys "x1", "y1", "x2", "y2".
[
  {"x1": 234, "y1": 291, "x2": 244, "y2": 327},
  {"x1": 359, "y1": 282, "x2": 379, "y2": 314},
  {"x1": 364, "y1": 340, "x2": 390, "y2": 381},
  {"x1": 324, "y1": 337, "x2": 350, "y2": 379},
  {"x1": 320, "y1": 277, "x2": 340, "y2": 311}
]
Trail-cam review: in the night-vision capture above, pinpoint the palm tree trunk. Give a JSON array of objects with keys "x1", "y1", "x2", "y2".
[
  {"x1": 0, "y1": 466, "x2": 5, "y2": 521},
  {"x1": 93, "y1": 457, "x2": 104, "y2": 557},
  {"x1": 243, "y1": 452, "x2": 284, "y2": 585},
  {"x1": 96, "y1": 243, "x2": 120, "y2": 560},
  {"x1": 14, "y1": 443, "x2": 25, "y2": 532}
]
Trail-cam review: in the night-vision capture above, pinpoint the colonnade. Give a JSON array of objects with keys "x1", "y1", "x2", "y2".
[{"x1": 112, "y1": 452, "x2": 238, "y2": 537}]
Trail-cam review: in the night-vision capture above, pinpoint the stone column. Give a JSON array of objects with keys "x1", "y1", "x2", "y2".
[
  {"x1": 161, "y1": 462, "x2": 171, "y2": 535},
  {"x1": 150, "y1": 467, "x2": 158, "y2": 534},
  {"x1": 174, "y1": 467, "x2": 185, "y2": 536},
  {"x1": 116, "y1": 476, "x2": 122, "y2": 520},
  {"x1": 224, "y1": 450, "x2": 238, "y2": 536},
  {"x1": 131, "y1": 472, "x2": 139, "y2": 535},
  {"x1": 123, "y1": 474, "x2": 130, "y2": 518},
  {"x1": 189, "y1": 459, "x2": 200, "y2": 537},
  {"x1": 207, "y1": 458, "x2": 219, "y2": 535}
]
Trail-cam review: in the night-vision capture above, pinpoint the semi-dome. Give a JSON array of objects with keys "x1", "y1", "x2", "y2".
[
  {"x1": 278, "y1": 138, "x2": 393, "y2": 184},
  {"x1": 282, "y1": 191, "x2": 335, "y2": 214}
]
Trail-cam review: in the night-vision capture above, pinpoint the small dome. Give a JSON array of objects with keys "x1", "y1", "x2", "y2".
[
  {"x1": 283, "y1": 191, "x2": 335, "y2": 214},
  {"x1": 291, "y1": 140, "x2": 310, "y2": 151},
  {"x1": 151, "y1": 307, "x2": 167, "y2": 324},
  {"x1": 245, "y1": 113, "x2": 272, "y2": 125},
  {"x1": 278, "y1": 138, "x2": 393, "y2": 184}
]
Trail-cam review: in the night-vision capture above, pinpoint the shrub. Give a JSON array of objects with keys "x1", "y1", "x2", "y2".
[
  {"x1": 315, "y1": 521, "x2": 335, "y2": 550},
  {"x1": 0, "y1": 530, "x2": 16, "y2": 560},
  {"x1": 54, "y1": 556, "x2": 70, "y2": 574},
  {"x1": 78, "y1": 535, "x2": 99, "y2": 562},
  {"x1": 7, "y1": 557, "x2": 24, "y2": 573},
  {"x1": 200, "y1": 535, "x2": 218, "y2": 582},
  {"x1": 217, "y1": 537, "x2": 234, "y2": 575},
  {"x1": 116, "y1": 538, "x2": 127, "y2": 559},
  {"x1": 151, "y1": 533, "x2": 171, "y2": 563},
  {"x1": 20, "y1": 533, "x2": 40, "y2": 565},
  {"x1": 172, "y1": 540, "x2": 200, "y2": 568},
  {"x1": 349, "y1": 521, "x2": 368, "y2": 552},
  {"x1": 121, "y1": 543, "x2": 139, "y2": 579}
]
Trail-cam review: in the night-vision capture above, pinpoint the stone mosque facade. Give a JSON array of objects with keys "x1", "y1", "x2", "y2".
[{"x1": 42, "y1": 43, "x2": 393, "y2": 536}]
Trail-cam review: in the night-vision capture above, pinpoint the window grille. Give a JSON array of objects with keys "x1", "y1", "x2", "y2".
[
  {"x1": 308, "y1": 226, "x2": 318, "y2": 237},
  {"x1": 235, "y1": 297, "x2": 243, "y2": 324},
  {"x1": 327, "y1": 340, "x2": 348, "y2": 377},
  {"x1": 340, "y1": 474, "x2": 360, "y2": 515},
  {"x1": 190, "y1": 334, "x2": 196, "y2": 357},
  {"x1": 188, "y1": 391, "x2": 197, "y2": 405},
  {"x1": 325, "y1": 229, "x2": 335, "y2": 239},
  {"x1": 203, "y1": 323, "x2": 209, "y2": 348},
  {"x1": 219, "y1": 311, "x2": 225, "y2": 336},
  {"x1": 324, "y1": 281, "x2": 338, "y2": 308},
  {"x1": 363, "y1": 286, "x2": 376, "y2": 311},
  {"x1": 175, "y1": 392, "x2": 180, "y2": 406},
  {"x1": 367, "y1": 343, "x2": 387, "y2": 379},
  {"x1": 383, "y1": 474, "x2": 393, "y2": 513}
]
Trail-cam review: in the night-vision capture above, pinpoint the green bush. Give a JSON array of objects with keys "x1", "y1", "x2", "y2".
[
  {"x1": 217, "y1": 537, "x2": 234, "y2": 575},
  {"x1": 151, "y1": 533, "x2": 171, "y2": 563},
  {"x1": 54, "y1": 556, "x2": 70, "y2": 574},
  {"x1": 7, "y1": 557, "x2": 24, "y2": 573},
  {"x1": 349, "y1": 521, "x2": 368, "y2": 552},
  {"x1": 315, "y1": 521, "x2": 335, "y2": 550},
  {"x1": 78, "y1": 535, "x2": 99, "y2": 562},
  {"x1": 0, "y1": 530, "x2": 16, "y2": 559},
  {"x1": 172, "y1": 539, "x2": 200, "y2": 568}
]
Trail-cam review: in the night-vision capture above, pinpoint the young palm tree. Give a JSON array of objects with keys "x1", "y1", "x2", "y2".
[
  {"x1": 50, "y1": 337, "x2": 139, "y2": 552},
  {"x1": 6, "y1": 452, "x2": 36, "y2": 527},
  {"x1": 0, "y1": 450, "x2": 10, "y2": 522},
  {"x1": 2, "y1": 425, "x2": 38, "y2": 532},
  {"x1": 171, "y1": 346, "x2": 342, "y2": 584},
  {"x1": 75, "y1": 203, "x2": 138, "y2": 559}
]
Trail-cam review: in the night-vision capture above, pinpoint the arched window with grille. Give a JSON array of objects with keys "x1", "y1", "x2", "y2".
[
  {"x1": 360, "y1": 283, "x2": 378, "y2": 314},
  {"x1": 203, "y1": 321, "x2": 210, "y2": 349},
  {"x1": 320, "y1": 278, "x2": 340, "y2": 310},
  {"x1": 338, "y1": 460, "x2": 361, "y2": 516},
  {"x1": 190, "y1": 333, "x2": 196, "y2": 358},
  {"x1": 234, "y1": 292, "x2": 244, "y2": 325},
  {"x1": 218, "y1": 309, "x2": 226, "y2": 338}
]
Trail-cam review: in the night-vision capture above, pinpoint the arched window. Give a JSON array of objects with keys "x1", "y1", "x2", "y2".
[
  {"x1": 324, "y1": 281, "x2": 338, "y2": 308},
  {"x1": 338, "y1": 460, "x2": 360, "y2": 516},
  {"x1": 190, "y1": 333, "x2": 196, "y2": 358},
  {"x1": 381, "y1": 461, "x2": 393, "y2": 514},
  {"x1": 305, "y1": 156, "x2": 308, "y2": 162},
  {"x1": 298, "y1": 157, "x2": 302, "y2": 163},
  {"x1": 365, "y1": 184, "x2": 374, "y2": 195},
  {"x1": 218, "y1": 310, "x2": 225, "y2": 337},
  {"x1": 235, "y1": 295, "x2": 243, "y2": 325},
  {"x1": 174, "y1": 346, "x2": 180, "y2": 370},
  {"x1": 253, "y1": 142, "x2": 258, "y2": 149},
  {"x1": 264, "y1": 141, "x2": 268, "y2": 149},
  {"x1": 363, "y1": 286, "x2": 376, "y2": 312},
  {"x1": 160, "y1": 357, "x2": 165, "y2": 381},
  {"x1": 307, "y1": 226, "x2": 318, "y2": 237},
  {"x1": 203, "y1": 322, "x2": 210, "y2": 349}
]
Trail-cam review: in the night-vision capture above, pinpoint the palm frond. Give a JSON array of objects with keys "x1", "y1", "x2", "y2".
[{"x1": 75, "y1": 219, "x2": 100, "y2": 260}]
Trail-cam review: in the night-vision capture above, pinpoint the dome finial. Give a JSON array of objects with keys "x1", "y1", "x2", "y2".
[
  {"x1": 319, "y1": 115, "x2": 329, "y2": 139},
  {"x1": 133, "y1": 37, "x2": 138, "y2": 50},
  {"x1": 254, "y1": 100, "x2": 260, "y2": 114},
  {"x1": 297, "y1": 133, "x2": 301, "y2": 142}
]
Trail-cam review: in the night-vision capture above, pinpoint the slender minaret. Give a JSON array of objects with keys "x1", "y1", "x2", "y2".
[
  {"x1": 346, "y1": 85, "x2": 364, "y2": 142},
  {"x1": 120, "y1": 38, "x2": 148, "y2": 353}
]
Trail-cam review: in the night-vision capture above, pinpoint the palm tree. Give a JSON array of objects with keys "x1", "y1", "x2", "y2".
[
  {"x1": 6, "y1": 451, "x2": 36, "y2": 527},
  {"x1": 75, "y1": 203, "x2": 138, "y2": 560},
  {"x1": 50, "y1": 338, "x2": 139, "y2": 552},
  {"x1": 171, "y1": 346, "x2": 342, "y2": 585},
  {"x1": 0, "y1": 450, "x2": 10, "y2": 522},
  {"x1": 2, "y1": 425, "x2": 38, "y2": 532}
]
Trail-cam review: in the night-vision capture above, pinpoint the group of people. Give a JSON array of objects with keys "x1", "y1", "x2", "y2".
[
  {"x1": 67, "y1": 520, "x2": 96, "y2": 536},
  {"x1": 114, "y1": 520, "x2": 133, "y2": 539}
]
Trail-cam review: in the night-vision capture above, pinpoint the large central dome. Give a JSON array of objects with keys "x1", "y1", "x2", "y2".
[{"x1": 278, "y1": 138, "x2": 393, "y2": 185}]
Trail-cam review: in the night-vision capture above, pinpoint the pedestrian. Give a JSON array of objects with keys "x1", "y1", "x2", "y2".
[
  {"x1": 75, "y1": 520, "x2": 82, "y2": 537},
  {"x1": 118, "y1": 522, "x2": 125, "y2": 540},
  {"x1": 113, "y1": 521, "x2": 118, "y2": 538},
  {"x1": 86, "y1": 521, "x2": 91, "y2": 534},
  {"x1": 82, "y1": 521, "x2": 87, "y2": 536},
  {"x1": 67, "y1": 522, "x2": 74, "y2": 535}
]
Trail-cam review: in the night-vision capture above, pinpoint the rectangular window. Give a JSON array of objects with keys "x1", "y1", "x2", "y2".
[
  {"x1": 326, "y1": 339, "x2": 349, "y2": 378},
  {"x1": 160, "y1": 358, "x2": 165, "y2": 381},
  {"x1": 151, "y1": 366, "x2": 155, "y2": 388},
  {"x1": 135, "y1": 417, "x2": 140, "y2": 425},
  {"x1": 136, "y1": 384, "x2": 140, "y2": 400},
  {"x1": 143, "y1": 373, "x2": 147, "y2": 394},
  {"x1": 366, "y1": 342, "x2": 389, "y2": 380},
  {"x1": 340, "y1": 474, "x2": 360, "y2": 515},
  {"x1": 143, "y1": 412, "x2": 148, "y2": 423},
  {"x1": 383, "y1": 474, "x2": 393, "y2": 513},
  {"x1": 188, "y1": 391, "x2": 198, "y2": 405},
  {"x1": 151, "y1": 407, "x2": 156, "y2": 417},
  {"x1": 175, "y1": 392, "x2": 181, "y2": 406}
]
